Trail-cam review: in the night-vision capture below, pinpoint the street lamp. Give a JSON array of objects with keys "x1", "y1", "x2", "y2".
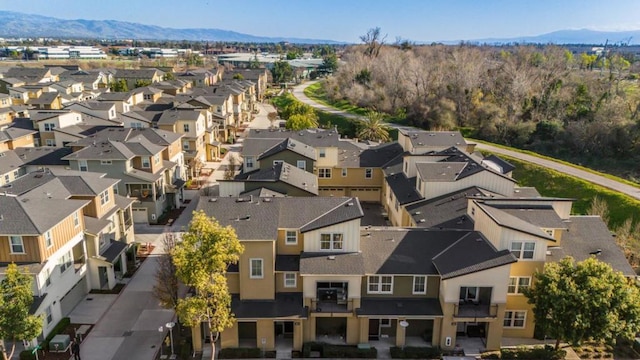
[
  {"x1": 158, "y1": 326, "x2": 164, "y2": 357},
  {"x1": 166, "y1": 322, "x2": 176, "y2": 357}
]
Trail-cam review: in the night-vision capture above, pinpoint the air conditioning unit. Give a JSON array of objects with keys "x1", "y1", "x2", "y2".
[{"x1": 49, "y1": 334, "x2": 71, "y2": 352}]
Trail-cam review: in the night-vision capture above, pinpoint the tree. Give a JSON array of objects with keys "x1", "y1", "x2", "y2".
[
  {"x1": 152, "y1": 233, "x2": 179, "y2": 310},
  {"x1": 357, "y1": 111, "x2": 391, "y2": 142},
  {"x1": 232, "y1": 73, "x2": 244, "y2": 80},
  {"x1": 0, "y1": 264, "x2": 43, "y2": 360},
  {"x1": 360, "y1": 27, "x2": 386, "y2": 58},
  {"x1": 172, "y1": 211, "x2": 244, "y2": 360},
  {"x1": 223, "y1": 155, "x2": 238, "y2": 180},
  {"x1": 286, "y1": 113, "x2": 319, "y2": 131},
  {"x1": 271, "y1": 60, "x2": 293, "y2": 84},
  {"x1": 134, "y1": 79, "x2": 153, "y2": 88},
  {"x1": 267, "y1": 112, "x2": 279, "y2": 129},
  {"x1": 321, "y1": 53, "x2": 338, "y2": 74},
  {"x1": 524, "y1": 257, "x2": 640, "y2": 349},
  {"x1": 163, "y1": 72, "x2": 176, "y2": 81},
  {"x1": 588, "y1": 195, "x2": 610, "y2": 225},
  {"x1": 110, "y1": 79, "x2": 129, "y2": 92}
]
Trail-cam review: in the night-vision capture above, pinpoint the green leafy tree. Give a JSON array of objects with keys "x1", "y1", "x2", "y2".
[
  {"x1": 285, "y1": 113, "x2": 319, "y2": 130},
  {"x1": 321, "y1": 53, "x2": 338, "y2": 73},
  {"x1": 357, "y1": 111, "x2": 391, "y2": 142},
  {"x1": 163, "y1": 72, "x2": 176, "y2": 81},
  {"x1": 524, "y1": 257, "x2": 640, "y2": 349},
  {"x1": 134, "y1": 79, "x2": 153, "y2": 88},
  {"x1": 173, "y1": 211, "x2": 244, "y2": 360},
  {"x1": 109, "y1": 79, "x2": 129, "y2": 92},
  {"x1": 271, "y1": 60, "x2": 293, "y2": 84},
  {"x1": 0, "y1": 264, "x2": 43, "y2": 360},
  {"x1": 232, "y1": 73, "x2": 244, "y2": 80}
]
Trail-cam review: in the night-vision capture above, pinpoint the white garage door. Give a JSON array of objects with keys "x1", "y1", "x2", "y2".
[
  {"x1": 60, "y1": 277, "x2": 88, "y2": 316},
  {"x1": 351, "y1": 188, "x2": 381, "y2": 202},
  {"x1": 318, "y1": 187, "x2": 346, "y2": 198},
  {"x1": 132, "y1": 208, "x2": 148, "y2": 223}
]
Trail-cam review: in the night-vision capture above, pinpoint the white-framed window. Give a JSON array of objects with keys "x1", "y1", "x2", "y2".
[
  {"x1": 44, "y1": 268, "x2": 52, "y2": 287},
  {"x1": 131, "y1": 122, "x2": 143, "y2": 129},
  {"x1": 250, "y1": 258, "x2": 263, "y2": 279},
  {"x1": 45, "y1": 305, "x2": 53, "y2": 325},
  {"x1": 44, "y1": 231, "x2": 53, "y2": 248},
  {"x1": 341, "y1": 168, "x2": 347, "y2": 177},
  {"x1": 59, "y1": 250, "x2": 73, "y2": 273},
  {"x1": 245, "y1": 156, "x2": 254, "y2": 168},
  {"x1": 511, "y1": 241, "x2": 535, "y2": 260},
  {"x1": 284, "y1": 272, "x2": 296, "y2": 288},
  {"x1": 100, "y1": 190, "x2": 110, "y2": 206},
  {"x1": 100, "y1": 160, "x2": 112, "y2": 165},
  {"x1": 296, "y1": 160, "x2": 306, "y2": 170},
  {"x1": 183, "y1": 123, "x2": 190, "y2": 132},
  {"x1": 380, "y1": 319, "x2": 391, "y2": 327},
  {"x1": 508, "y1": 277, "x2": 531, "y2": 294},
  {"x1": 285, "y1": 231, "x2": 297, "y2": 245},
  {"x1": 413, "y1": 275, "x2": 427, "y2": 294},
  {"x1": 154, "y1": 154, "x2": 161, "y2": 164},
  {"x1": 78, "y1": 160, "x2": 88, "y2": 172},
  {"x1": 318, "y1": 168, "x2": 331, "y2": 178},
  {"x1": 367, "y1": 275, "x2": 393, "y2": 294},
  {"x1": 319, "y1": 148, "x2": 326, "y2": 158},
  {"x1": 504, "y1": 310, "x2": 526, "y2": 328},
  {"x1": 9, "y1": 235, "x2": 25, "y2": 254},
  {"x1": 4, "y1": 174, "x2": 9, "y2": 183},
  {"x1": 73, "y1": 212, "x2": 79, "y2": 228},
  {"x1": 320, "y1": 233, "x2": 343, "y2": 250},
  {"x1": 45, "y1": 139, "x2": 56, "y2": 147},
  {"x1": 141, "y1": 156, "x2": 151, "y2": 168},
  {"x1": 365, "y1": 168, "x2": 373, "y2": 179},
  {"x1": 43, "y1": 123, "x2": 56, "y2": 131}
]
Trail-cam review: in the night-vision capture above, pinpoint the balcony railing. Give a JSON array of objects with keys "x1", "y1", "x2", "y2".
[
  {"x1": 454, "y1": 300, "x2": 498, "y2": 318},
  {"x1": 74, "y1": 255, "x2": 86, "y2": 274},
  {"x1": 311, "y1": 298, "x2": 354, "y2": 314}
]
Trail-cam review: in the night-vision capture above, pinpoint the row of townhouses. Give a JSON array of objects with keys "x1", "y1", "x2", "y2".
[{"x1": 188, "y1": 127, "x2": 635, "y2": 354}]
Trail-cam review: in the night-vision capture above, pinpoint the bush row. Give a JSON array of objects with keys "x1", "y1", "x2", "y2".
[
  {"x1": 390, "y1": 346, "x2": 442, "y2": 359},
  {"x1": 481, "y1": 346, "x2": 566, "y2": 359},
  {"x1": 302, "y1": 342, "x2": 377, "y2": 358}
]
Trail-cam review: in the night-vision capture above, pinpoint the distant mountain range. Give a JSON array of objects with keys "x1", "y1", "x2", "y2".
[
  {"x1": 1, "y1": 10, "x2": 639, "y2": 46},
  {"x1": 0, "y1": 11, "x2": 341, "y2": 44}
]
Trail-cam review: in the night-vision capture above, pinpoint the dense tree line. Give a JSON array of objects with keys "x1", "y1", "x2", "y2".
[{"x1": 324, "y1": 44, "x2": 640, "y2": 179}]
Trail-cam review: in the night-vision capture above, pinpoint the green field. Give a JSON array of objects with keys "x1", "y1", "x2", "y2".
[{"x1": 304, "y1": 82, "x2": 370, "y2": 116}]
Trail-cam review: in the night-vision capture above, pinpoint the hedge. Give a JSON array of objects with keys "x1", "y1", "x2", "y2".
[
  {"x1": 218, "y1": 347, "x2": 276, "y2": 359},
  {"x1": 43, "y1": 317, "x2": 71, "y2": 350},
  {"x1": 390, "y1": 346, "x2": 442, "y2": 359},
  {"x1": 302, "y1": 342, "x2": 377, "y2": 358},
  {"x1": 500, "y1": 346, "x2": 566, "y2": 359}
]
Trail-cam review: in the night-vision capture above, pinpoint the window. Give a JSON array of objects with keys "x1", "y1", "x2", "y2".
[
  {"x1": 45, "y1": 231, "x2": 53, "y2": 248},
  {"x1": 3, "y1": 174, "x2": 8, "y2": 183},
  {"x1": 131, "y1": 122, "x2": 143, "y2": 129},
  {"x1": 43, "y1": 123, "x2": 56, "y2": 131},
  {"x1": 182, "y1": 141, "x2": 190, "y2": 150},
  {"x1": 380, "y1": 319, "x2": 391, "y2": 327},
  {"x1": 471, "y1": 207, "x2": 475, "y2": 216},
  {"x1": 284, "y1": 272, "x2": 296, "y2": 287},
  {"x1": 511, "y1": 241, "x2": 535, "y2": 259},
  {"x1": 341, "y1": 168, "x2": 347, "y2": 177},
  {"x1": 154, "y1": 154, "x2": 160, "y2": 164},
  {"x1": 296, "y1": 160, "x2": 306, "y2": 170},
  {"x1": 141, "y1": 156, "x2": 151, "y2": 168},
  {"x1": 285, "y1": 231, "x2": 297, "y2": 245},
  {"x1": 365, "y1": 168, "x2": 373, "y2": 179},
  {"x1": 318, "y1": 168, "x2": 331, "y2": 178},
  {"x1": 73, "y1": 212, "x2": 79, "y2": 228},
  {"x1": 13, "y1": 170, "x2": 19, "y2": 178},
  {"x1": 319, "y1": 148, "x2": 326, "y2": 158},
  {"x1": 250, "y1": 258, "x2": 263, "y2": 279},
  {"x1": 368, "y1": 275, "x2": 393, "y2": 294},
  {"x1": 78, "y1": 160, "x2": 88, "y2": 172},
  {"x1": 183, "y1": 123, "x2": 190, "y2": 132},
  {"x1": 320, "y1": 233, "x2": 343, "y2": 250},
  {"x1": 504, "y1": 310, "x2": 526, "y2": 328},
  {"x1": 100, "y1": 190, "x2": 110, "y2": 206},
  {"x1": 413, "y1": 276, "x2": 427, "y2": 294},
  {"x1": 100, "y1": 160, "x2": 112, "y2": 165},
  {"x1": 59, "y1": 251, "x2": 73, "y2": 273},
  {"x1": 508, "y1": 277, "x2": 531, "y2": 294},
  {"x1": 45, "y1": 139, "x2": 56, "y2": 147},
  {"x1": 45, "y1": 305, "x2": 53, "y2": 325},
  {"x1": 245, "y1": 156, "x2": 254, "y2": 168},
  {"x1": 9, "y1": 235, "x2": 25, "y2": 254},
  {"x1": 44, "y1": 268, "x2": 52, "y2": 287}
]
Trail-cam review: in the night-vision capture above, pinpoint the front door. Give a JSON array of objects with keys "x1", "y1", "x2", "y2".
[
  {"x1": 98, "y1": 266, "x2": 108, "y2": 289},
  {"x1": 368, "y1": 319, "x2": 380, "y2": 340}
]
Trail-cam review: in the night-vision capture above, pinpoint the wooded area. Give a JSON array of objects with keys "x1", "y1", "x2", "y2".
[{"x1": 324, "y1": 44, "x2": 640, "y2": 180}]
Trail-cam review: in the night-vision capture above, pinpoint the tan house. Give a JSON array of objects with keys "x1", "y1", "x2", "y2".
[
  {"x1": 115, "y1": 68, "x2": 165, "y2": 89},
  {"x1": 157, "y1": 109, "x2": 207, "y2": 170}
]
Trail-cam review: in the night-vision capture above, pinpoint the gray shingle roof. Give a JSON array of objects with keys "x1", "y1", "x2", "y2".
[
  {"x1": 0, "y1": 150, "x2": 24, "y2": 175},
  {"x1": 483, "y1": 154, "x2": 516, "y2": 174},
  {"x1": 63, "y1": 140, "x2": 135, "y2": 161},
  {"x1": 357, "y1": 298, "x2": 442, "y2": 317},
  {"x1": 0, "y1": 127, "x2": 36, "y2": 142},
  {"x1": 488, "y1": 205, "x2": 567, "y2": 230},
  {"x1": 239, "y1": 187, "x2": 286, "y2": 198},
  {"x1": 84, "y1": 215, "x2": 110, "y2": 236},
  {"x1": 257, "y1": 138, "x2": 317, "y2": 161},
  {"x1": 231, "y1": 293, "x2": 307, "y2": 319},
  {"x1": 14, "y1": 147, "x2": 72, "y2": 167},
  {"x1": 416, "y1": 162, "x2": 468, "y2": 182},
  {"x1": 474, "y1": 201, "x2": 556, "y2": 241},
  {"x1": 299, "y1": 252, "x2": 365, "y2": 275},
  {"x1": 101, "y1": 241, "x2": 128, "y2": 263},
  {"x1": 359, "y1": 142, "x2": 404, "y2": 167},
  {"x1": 157, "y1": 109, "x2": 201, "y2": 125},
  {"x1": 0, "y1": 196, "x2": 88, "y2": 235},
  {"x1": 547, "y1": 216, "x2": 635, "y2": 276},
  {"x1": 400, "y1": 130, "x2": 467, "y2": 149},
  {"x1": 234, "y1": 162, "x2": 318, "y2": 196},
  {"x1": 72, "y1": 127, "x2": 182, "y2": 147}
]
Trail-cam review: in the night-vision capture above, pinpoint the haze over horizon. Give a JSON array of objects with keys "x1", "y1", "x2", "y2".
[{"x1": 2, "y1": 0, "x2": 640, "y2": 43}]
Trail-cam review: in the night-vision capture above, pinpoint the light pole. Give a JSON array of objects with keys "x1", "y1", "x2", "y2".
[
  {"x1": 166, "y1": 322, "x2": 176, "y2": 357},
  {"x1": 158, "y1": 326, "x2": 164, "y2": 358}
]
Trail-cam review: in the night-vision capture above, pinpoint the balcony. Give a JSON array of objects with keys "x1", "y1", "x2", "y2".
[
  {"x1": 454, "y1": 286, "x2": 497, "y2": 319},
  {"x1": 311, "y1": 283, "x2": 353, "y2": 314}
]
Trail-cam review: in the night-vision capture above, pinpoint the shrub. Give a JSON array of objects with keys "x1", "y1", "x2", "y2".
[
  {"x1": 390, "y1": 346, "x2": 442, "y2": 359},
  {"x1": 302, "y1": 342, "x2": 376, "y2": 358},
  {"x1": 43, "y1": 317, "x2": 71, "y2": 350},
  {"x1": 218, "y1": 347, "x2": 262, "y2": 359},
  {"x1": 19, "y1": 350, "x2": 36, "y2": 360},
  {"x1": 501, "y1": 346, "x2": 566, "y2": 360}
]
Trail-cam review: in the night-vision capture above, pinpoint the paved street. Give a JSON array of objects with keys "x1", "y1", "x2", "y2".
[{"x1": 292, "y1": 82, "x2": 640, "y2": 201}]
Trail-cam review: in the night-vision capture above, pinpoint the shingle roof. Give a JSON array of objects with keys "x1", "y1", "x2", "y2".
[
  {"x1": 26, "y1": 92, "x2": 60, "y2": 105},
  {"x1": 299, "y1": 252, "x2": 365, "y2": 275},
  {"x1": 233, "y1": 162, "x2": 318, "y2": 196},
  {"x1": 157, "y1": 109, "x2": 201, "y2": 125},
  {"x1": 239, "y1": 187, "x2": 286, "y2": 198},
  {"x1": 483, "y1": 154, "x2": 516, "y2": 174},
  {"x1": 14, "y1": 147, "x2": 72, "y2": 166},
  {"x1": 0, "y1": 196, "x2": 88, "y2": 235},
  {"x1": 101, "y1": 241, "x2": 129, "y2": 263},
  {"x1": 547, "y1": 216, "x2": 635, "y2": 276},
  {"x1": 258, "y1": 138, "x2": 317, "y2": 161},
  {"x1": 231, "y1": 293, "x2": 307, "y2": 319},
  {"x1": 63, "y1": 140, "x2": 135, "y2": 161},
  {"x1": 359, "y1": 142, "x2": 404, "y2": 167},
  {"x1": 400, "y1": 130, "x2": 467, "y2": 149},
  {"x1": 72, "y1": 127, "x2": 182, "y2": 147},
  {"x1": 384, "y1": 172, "x2": 423, "y2": 205},
  {"x1": 488, "y1": 204, "x2": 567, "y2": 230},
  {"x1": 0, "y1": 150, "x2": 24, "y2": 174},
  {"x1": 84, "y1": 215, "x2": 111, "y2": 236},
  {"x1": 357, "y1": 298, "x2": 442, "y2": 317},
  {"x1": 474, "y1": 201, "x2": 556, "y2": 241},
  {"x1": 0, "y1": 127, "x2": 36, "y2": 142}
]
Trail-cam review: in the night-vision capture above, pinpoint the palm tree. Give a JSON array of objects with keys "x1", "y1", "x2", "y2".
[{"x1": 357, "y1": 110, "x2": 391, "y2": 142}]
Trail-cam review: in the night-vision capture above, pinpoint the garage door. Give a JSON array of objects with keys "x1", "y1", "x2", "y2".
[
  {"x1": 350, "y1": 188, "x2": 381, "y2": 202},
  {"x1": 132, "y1": 208, "x2": 148, "y2": 223},
  {"x1": 60, "y1": 277, "x2": 88, "y2": 317},
  {"x1": 318, "y1": 187, "x2": 346, "y2": 198}
]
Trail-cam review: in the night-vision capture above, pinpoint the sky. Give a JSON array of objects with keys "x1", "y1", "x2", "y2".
[{"x1": 2, "y1": 0, "x2": 640, "y2": 43}]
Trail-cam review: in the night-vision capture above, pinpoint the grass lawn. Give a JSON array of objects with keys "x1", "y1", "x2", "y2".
[
  {"x1": 304, "y1": 82, "x2": 370, "y2": 116},
  {"x1": 506, "y1": 155, "x2": 640, "y2": 229}
]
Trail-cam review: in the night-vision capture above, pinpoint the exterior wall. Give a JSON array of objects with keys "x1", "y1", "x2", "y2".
[
  {"x1": 8, "y1": 135, "x2": 35, "y2": 149},
  {"x1": 257, "y1": 319, "x2": 274, "y2": 350},
  {"x1": 54, "y1": 132, "x2": 83, "y2": 147},
  {"x1": 227, "y1": 273, "x2": 240, "y2": 294},
  {"x1": 440, "y1": 265, "x2": 511, "y2": 304},
  {"x1": 502, "y1": 260, "x2": 543, "y2": 338},
  {"x1": 315, "y1": 147, "x2": 338, "y2": 168},
  {"x1": 423, "y1": 172, "x2": 515, "y2": 200},
  {"x1": 259, "y1": 151, "x2": 314, "y2": 172},
  {"x1": 318, "y1": 168, "x2": 384, "y2": 189},
  {"x1": 238, "y1": 241, "x2": 275, "y2": 300},
  {"x1": 0, "y1": 235, "x2": 42, "y2": 262},
  {"x1": 361, "y1": 275, "x2": 439, "y2": 298},
  {"x1": 276, "y1": 229, "x2": 304, "y2": 255},
  {"x1": 218, "y1": 181, "x2": 245, "y2": 197},
  {"x1": 0, "y1": 167, "x2": 26, "y2": 186},
  {"x1": 40, "y1": 210, "x2": 86, "y2": 261},
  {"x1": 302, "y1": 219, "x2": 360, "y2": 253}
]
